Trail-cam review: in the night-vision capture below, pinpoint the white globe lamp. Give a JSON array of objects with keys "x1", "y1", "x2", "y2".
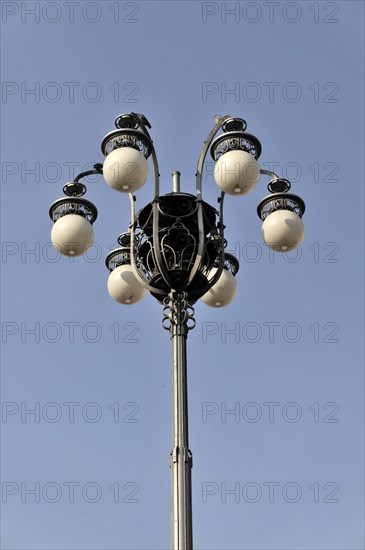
[
  {"x1": 257, "y1": 188, "x2": 306, "y2": 253},
  {"x1": 214, "y1": 149, "x2": 260, "y2": 195},
  {"x1": 103, "y1": 147, "x2": 148, "y2": 193},
  {"x1": 201, "y1": 254, "x2": 239, "y2": 308},
  {"x1": 210, "y1": 118, "x2": 262, "y2": 196},
  {"x1": 201, "y1": 267, "x2": 237, "y2": 307},
  {"x1": 49, "y1": 195, "x2": 98, "y2": 257},
  {"x1": 51, "y1": 214, "x2": 94, "y2": 257},
  {"x1": 107, "y1": 264, "x2": 147, "y2": 305},
  {"x1": 261, "y1": 209, "x2": 304, "y2": 252}
]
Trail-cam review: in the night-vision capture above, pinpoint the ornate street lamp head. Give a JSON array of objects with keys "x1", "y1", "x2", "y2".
[
  {"x1": 210, "y1": 117, "x2": 262, "y2": 196},
  {"x1": 105, "y1": 233, "x2": 147, "y2": 305},
  {"x1": 257, "y1": 177, "x2": 305, "y2": 252},
  {"x1": 49, "y1": 176, "x2": 98, "y2": 257},
  {"x1": 101, "y1": 113, "x2": 153, "y2": 193}
]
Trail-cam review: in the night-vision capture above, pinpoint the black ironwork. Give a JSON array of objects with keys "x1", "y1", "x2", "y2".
[
  {"x1": 101, "y1": 113, "x2": 153, "y2": 159},
  {"x1": 267, "y1": 177, "x2": 291, "y2": 194},
  {"x1": 257, "y1": 193, "x2": 306, "y2": 220},
  {"x1": 74, "y1": 164, "x2": 103, "y2": 182},
  {"x1": 132, "y1": 192, "x2": 225, "y2": 303},
  {"x1": 222, "y1": 117, "x2": 247, "y2": 133},
  {"x1": 115, "y1": 112, "x2": 152, "y2": 130},
  {"x1": 222, "y1": 253, "x2": 240, "y2": 275},
  {"x1": 49, "y1": 197, "x2": 98, "y2": 224},
  {"x1": 210, "y1": 131, "x2": 262, "y2": 161},
  {"x1": 62, "y1": 165, "x2": 103, "y2": 197},
  {"x1": 105, "y1": 234, "x2": 132, "y2": 272},
  {"x1": 63, "y1": 182, "x2": 87, "y2": 197},
  {"x1": 101, "y1": 129, "x2": 153, "y2": 158},
  {"x1": 162, "y1": 291, "x2": 196, "y2": 331}
]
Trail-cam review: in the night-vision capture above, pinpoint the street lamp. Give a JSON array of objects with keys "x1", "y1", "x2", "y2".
[{"x1": 49, "y1": 113, "x2": 305, "y2": 550}]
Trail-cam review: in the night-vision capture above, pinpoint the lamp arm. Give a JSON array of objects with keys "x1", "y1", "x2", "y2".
[
  {"x1": 135, "y1": 118, "x2": 160, "y2": 199},
  {"x1": 204, "y1": 192, "x2": 227, "y2": 291},
  {"x1": 184, "y1": 115, "x2": 231, "y2": 290},
  {"x1": 259, "y1": 169, "x2": 280, "y2": 180},
  {"x1": 259, "y1": 169, "x2": 292, "y2": 193},
  {"x1": 125, "y1": 114, "x2": 167, "y2": 293},
  {"x1": 187, "y1": 191, "x2": 227, "y2": 298},
  {"x1": 184, "y1": 199, "x2": 205, "y2": 288},
  {"x1": 127, "y1": 193, "x2": 167, "y2": 296},
  {"x1": 151, "y1": 199, "x2": 176, "y2": 289},
  {"x1": 74, "y1": 164, "x2": 103, "y2": 182},
  {"x1": 195, "y1": 114, "x2": 234, "y2": 200},
  {"x1": 188, "y1": 115, "x2": 242, "y2": 295}
]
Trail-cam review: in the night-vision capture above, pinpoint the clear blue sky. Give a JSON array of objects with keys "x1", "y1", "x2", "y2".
[{"x1": 1, "y1": 1, "x2": 364, "y2": 549}]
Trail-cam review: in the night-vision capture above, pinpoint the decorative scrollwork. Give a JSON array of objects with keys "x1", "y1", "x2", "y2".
[
  {"x1": 49, "y1": 198, "x2": 97, "y2": 224},
  {"x1": 101, "y1": 129, "x2": 152, "y2": 158},
  {"x1": 223, "y1": 253, "x2": 239, "y2": 275},
  {"x1": 258, "y1": 194, "x2": 305, "y2": 220},
  {"x1": 160, "y1": 223, "x2": 198, "y2": 272},
  {"x1": 210, "y1": 131, "x2": 262, "y2": 161},
  {"x1": 104, "y1": 134, "x2": 151, "y2": 157},
  {"x1": 212, "y1": 136, "x2": 259, "y2": 160},
  {"x1": 105, "y1": 250, "x2": 131, "y2": 271},
  {"x1": 162, "y1": 292, "x2": 196, "y2": 332}
]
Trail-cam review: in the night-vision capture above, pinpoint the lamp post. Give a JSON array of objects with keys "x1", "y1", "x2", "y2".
[{"x1": 49, "y1": 113, "x2": 305, "y2": 550}]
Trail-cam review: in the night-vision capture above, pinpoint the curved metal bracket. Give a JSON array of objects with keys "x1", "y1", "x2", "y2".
[
  {"x1": 127, "y1": 193, "x2": 167, "y2": 296},
  {"x1": 152, "y1": 200, "x2": 176, "y2": 289},
  {"x1": 74, "y1": 164, "x2": 103, "y2": 182},
  {"x1": 188, "y1": 191, "x2": 227, "y2": 298},
  {"x1": 195, "y1": 114, "x2": 233, "y2": 200},
  {"x1": 63, "y1": 164, "x2": 103, "y2": 197},
  {"x1": 260, "y1": 170, "x2": 292, "y2": 193},
  {"x1": 260, "y1": 169, "x2": 279, "y2": 180},
  {"x1": 134, "y1": 118, "x2": 160, "y2": 198},
  {"x1": 184, "y1": 115, "x2": 232, "y2": 291}
]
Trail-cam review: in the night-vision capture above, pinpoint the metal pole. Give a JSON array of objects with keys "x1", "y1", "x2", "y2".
[
  {"x1": 169, "y1": 292, "x2": 193, "y2": 550},
  {"x1": 172, "y1": 171, "x2": 181, "y2": 193}
]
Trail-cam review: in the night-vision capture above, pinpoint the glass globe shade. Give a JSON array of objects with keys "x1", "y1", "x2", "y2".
[
  {"x1": 107, "y1": 264, "x2": 147, "y2": 304},
  {"x1": 261, "y1": 210, "x2": 304, "y2": 252},
  {"x1": 214, "y1": 150, "x2": 260, "y2": 195},
  {"x1": 201, "y1": 268, "x2": 237, "y2": 308},
  {"x1": 103, "y1": 147, "x2": 148, "y2": 193},
  {"x1": 51, "y1": 214, "x2": 94, "y2": 257}
]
